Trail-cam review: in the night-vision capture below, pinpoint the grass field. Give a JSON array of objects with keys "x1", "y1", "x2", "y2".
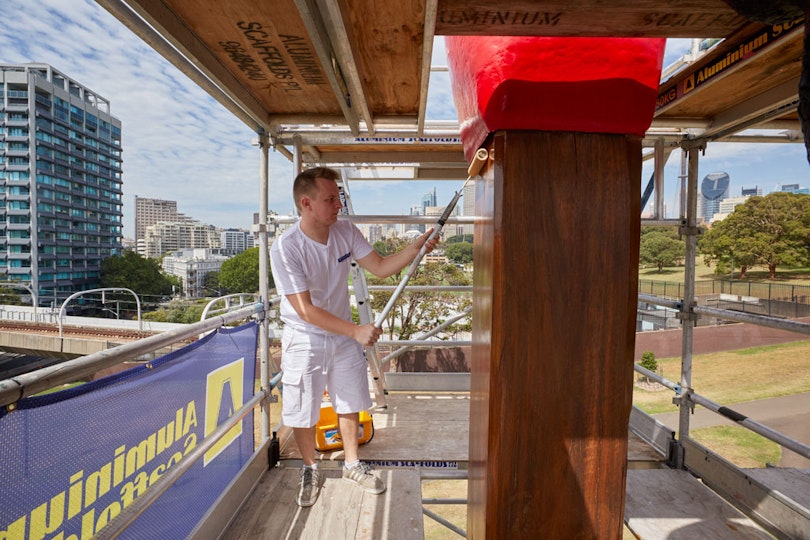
[
  {"x1": 632, "y1": 340, "x2": 810, "y2": 415},
  {"x1": 639, "y1": 261, "x2": 810, "y2": 285}
]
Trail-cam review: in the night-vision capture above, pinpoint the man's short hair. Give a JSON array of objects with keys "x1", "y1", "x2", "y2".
[{"x1": 293, "y1": 167, "x2": 340, "y2": 214}]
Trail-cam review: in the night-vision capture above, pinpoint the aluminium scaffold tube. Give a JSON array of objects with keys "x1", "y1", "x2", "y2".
[
  {"x1": 374, "y1": 148, "x2": 489, "y2": 328},
  {"x1": 634, "y1": 364, "x2": 810, "y2": 460}
]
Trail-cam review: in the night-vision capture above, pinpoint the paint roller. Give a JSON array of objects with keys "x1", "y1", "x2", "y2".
[{"x1": 373, "y1": 148, "x2": 489, "y2": 328}]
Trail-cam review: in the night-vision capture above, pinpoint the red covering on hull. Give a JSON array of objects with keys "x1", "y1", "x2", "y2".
[{"x1": 446, "y1": 36, "x2": 666, "y2": 161}]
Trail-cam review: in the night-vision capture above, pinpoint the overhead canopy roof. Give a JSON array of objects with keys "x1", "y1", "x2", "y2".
[{"x1": 97, "y1": 0, "x2": 804, "y2": 177}]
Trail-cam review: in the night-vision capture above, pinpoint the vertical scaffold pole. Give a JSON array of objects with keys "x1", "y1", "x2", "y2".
[
  {"x1": 676, "y1": 142, "x2": 702, "y2": 465},
  {"x1": 257, "y1": 130, "x2": 272, "y2": 441},
  {"x1": 653, "y1": 138, "x2": 666, "y2": 219}
]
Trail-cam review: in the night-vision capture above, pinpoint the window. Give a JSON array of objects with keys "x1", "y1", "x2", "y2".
[{"x1": 7, "y1": 172, "x2": 30, "y2": 182}]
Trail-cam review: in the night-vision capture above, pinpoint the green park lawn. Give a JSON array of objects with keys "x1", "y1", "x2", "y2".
[
  {"x1": 633, "y1": 339, "x2": 810, "y2": 468},
  {"x1": 639, "y1": 260, "x2": 810, "y2": 286}
]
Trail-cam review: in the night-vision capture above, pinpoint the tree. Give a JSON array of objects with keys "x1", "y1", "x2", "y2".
[
  {"x1": 699, "y1": 216, "x2": 757, "y2": 278},
  {"x1": 368, "y1": 262, "x2": 472, "y2": 340},
  {"x1": 219, "y1": 247, "x2": 272, "y2": 294},
  {"x1": 203, "y1": 271, "x2": 223, "y2": 296},
  {"x1": 100, "y1": 251, "x2": 176, "y2": 296},
  {"x1": 446, "y1": 234, "x2": 473, "y2": 244},
  {"x1": 0, "y1": 286, "x2": 23, "y2": 305},
  {"x1": 373, "y1": 237, "x2": 409, "y2": 259},
  {"x1": 699, "y1": 192, "x2": 810, "y2": 279},
  {"x1": 639, "y1": 227, "x2": 684, "y2": 272},
  {"x1": 445, "y1": 241, "x2": 473, "y2": 264}
]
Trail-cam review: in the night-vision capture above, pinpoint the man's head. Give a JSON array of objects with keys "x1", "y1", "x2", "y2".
[{"x1": 293, "y1": 167, "x2": 340, "y2": 214}]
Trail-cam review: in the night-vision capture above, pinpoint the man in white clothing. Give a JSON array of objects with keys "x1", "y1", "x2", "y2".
[{"x1": 270, "y1": 166, "x2": 438, "y2": 507}]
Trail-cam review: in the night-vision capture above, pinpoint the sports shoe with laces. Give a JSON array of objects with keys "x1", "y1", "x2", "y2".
[
  {"x1": 342, "y1": 462, "x2": 386, "y2": 494},
  {"x1": 297, "y1": 466, "x2": 320, "y2": 507}
]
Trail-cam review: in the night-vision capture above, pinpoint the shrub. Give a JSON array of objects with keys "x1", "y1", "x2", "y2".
[{"x1": 639, "y1": 351, "x2": 658, "y2": 373}]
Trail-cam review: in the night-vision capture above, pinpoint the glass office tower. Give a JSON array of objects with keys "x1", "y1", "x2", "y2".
[{"x1": 0, "y1": 63, "x2": 123, "y2": 306}]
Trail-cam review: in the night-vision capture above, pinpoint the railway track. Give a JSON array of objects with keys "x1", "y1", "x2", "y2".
[{"x1": 0, "y1": 321, "x2": 158, "y2": 341}]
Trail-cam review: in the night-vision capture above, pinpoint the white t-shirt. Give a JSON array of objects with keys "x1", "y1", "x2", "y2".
[{"x1": 270, "y1": 218, "x2": 374, "y2": 334}]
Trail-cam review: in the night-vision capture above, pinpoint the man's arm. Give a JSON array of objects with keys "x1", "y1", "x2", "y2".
[
  {"x1": 357, "y1": 228, "x2": 438, "y2": 278},
  {"x1": 285, "y1": 290, "x2": 381, "y2": 346}
]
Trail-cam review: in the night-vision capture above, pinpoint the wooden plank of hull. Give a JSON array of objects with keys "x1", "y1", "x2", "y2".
[{"x1": 470, "y1": 130, "x2": 641, "y2": 538}]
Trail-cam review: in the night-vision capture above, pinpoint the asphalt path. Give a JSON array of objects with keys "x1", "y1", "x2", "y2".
[{"x1": 654, "y1": 392, "x2": 810, "y2": 468}]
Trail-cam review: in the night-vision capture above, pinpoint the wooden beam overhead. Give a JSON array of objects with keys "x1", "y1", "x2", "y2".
[{"x1": 435, "y1": 0, "x2": 749, "y2": 38}]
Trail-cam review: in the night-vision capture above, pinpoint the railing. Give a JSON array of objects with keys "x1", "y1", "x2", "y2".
[
  {"x1": 638, "y1": 278, "x2": 810, "y2": 329},
  {"x1": 421, "y1": 469, "x2": 469, "y2": 538},
  {"x1": 640, "y1": 278, "x2": 810, "y2": 305},
  {"x1": 0, "y1": 302, "x2": 263, "y2": 407},
  {"x1": 58, "y1": 287, "x2": 142, "y2": 337}
]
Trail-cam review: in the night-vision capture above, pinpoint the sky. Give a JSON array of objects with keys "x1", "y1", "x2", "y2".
[{"x1": 1, "y1": 0, "x2": 807, "y2": 237}]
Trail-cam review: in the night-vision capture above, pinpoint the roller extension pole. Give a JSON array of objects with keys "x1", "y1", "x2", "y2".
[{"x1": 374, "y1": 148, "x2": 488, "y2": 327}]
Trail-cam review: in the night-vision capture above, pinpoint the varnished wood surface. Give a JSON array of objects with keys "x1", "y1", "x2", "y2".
[
  {"x1": 625, "y1": 469, "x2": 773, "y2": 539},
  {"x1": 468, "y1": 131, "x2": 642, "y2": 538},
  {"x1": 220, "y1": 467, "x2": 424, "y2": 540}
]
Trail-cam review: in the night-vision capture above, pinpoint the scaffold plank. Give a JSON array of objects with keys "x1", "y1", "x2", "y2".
[
  {"x1": 220, "y1": 467, "x2": 423, "y2": 540},
  {"x1": 625, "y1": 469, "x2": 773, "y2": 539}
]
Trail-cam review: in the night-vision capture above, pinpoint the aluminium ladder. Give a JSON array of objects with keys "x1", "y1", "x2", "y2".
[{"x1": 336, "y1": 172, "x2": 388, "y2": 409}]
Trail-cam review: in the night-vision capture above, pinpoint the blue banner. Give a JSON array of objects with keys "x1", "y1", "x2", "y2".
[{"x1": 0, "y1": 321, "x2": 258, "y2": 540}]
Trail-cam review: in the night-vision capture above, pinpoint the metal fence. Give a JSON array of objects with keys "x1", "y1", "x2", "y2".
[
  {"x1": 639, "y1": 279, "x2": 810, "y2": 304},
  {"x1": 637, "y1": 279, "x2": 810, "y2": 331}
]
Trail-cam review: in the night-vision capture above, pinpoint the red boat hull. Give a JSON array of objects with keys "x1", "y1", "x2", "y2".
[{"x1": 446, "y1": 36, "x2": 666, "y2": 160}]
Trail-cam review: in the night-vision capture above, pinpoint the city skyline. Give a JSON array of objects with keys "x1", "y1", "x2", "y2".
[{"x1": 1, "y1": 0, "x2": 807, "y2": 236}]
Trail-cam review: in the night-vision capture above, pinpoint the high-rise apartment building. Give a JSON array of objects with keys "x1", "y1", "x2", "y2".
[
  {"x1": 0, "y1": 64, "x2": 123, "y2": 303},
  {"x1": 421, "y1": 187, "x2": 437, "y2": 214},
  {"x1": 134, "y1": 196, "x2": 192, "y2": 241},
  {"x1": 144, "y1": 221, "x2": 221, "y2": 259},
  {"x1": 220, "y1": 228, "x2": 254, "y2": 256},
  {"x1": 462, "y1": 182, "x2": 475, "y2": 236}
]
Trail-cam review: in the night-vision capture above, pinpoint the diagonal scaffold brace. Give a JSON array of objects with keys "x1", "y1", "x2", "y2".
[{"x1": 365, "y1": 148, "x2": 490, "y2": 408}]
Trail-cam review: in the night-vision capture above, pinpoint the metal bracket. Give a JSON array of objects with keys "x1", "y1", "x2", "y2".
[
  {"x1": 678, "y1": 224, "x2": 702, "y2": 236},
  {"x1": 679, "y1": 137, "x2": 707, "y2": 152},
  {"x1": 672, "y1": 389, "x2": 695, "y2": 413},
  {"x1": 676, "y1": 310, "x2": 699, "y2": 322}
]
